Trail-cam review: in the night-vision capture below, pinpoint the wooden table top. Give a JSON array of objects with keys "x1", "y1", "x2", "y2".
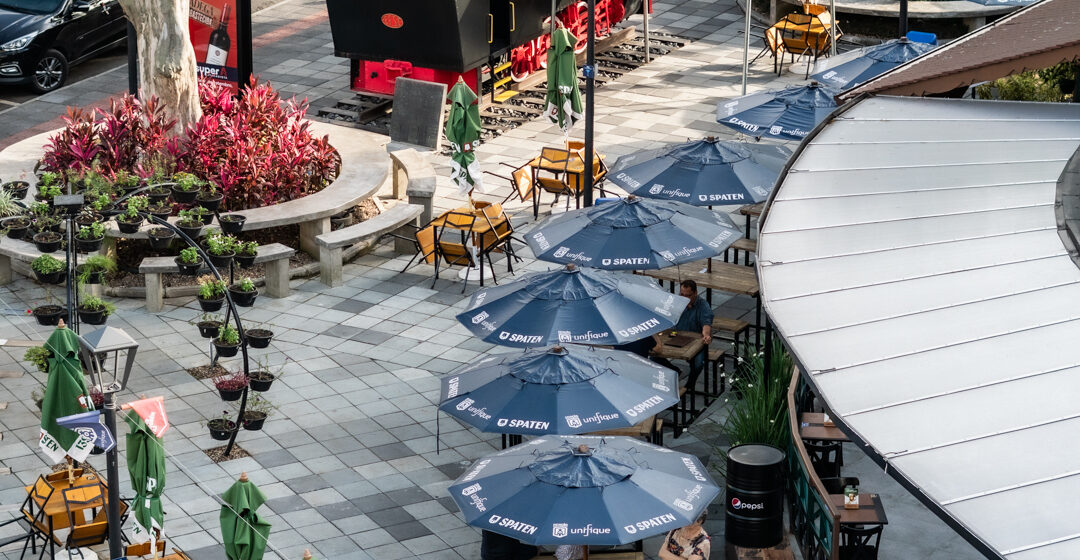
[
  {"x1": 800, "y1": 412, "x2": 850, "y2": 442},
  {"x1": 26, "y1": 473, "x2": 106, "y2": 518},
  {"x1": 587, "y1": 415, "x2": 657, "y2": 438},
  {"x1": 637, "y1": 260, "x2": 759, "y2": 297},
  {"x1": 829, "y1": 493, "x2": 888, "y2": 525},
  {"x1": 651, "y1": 331, "x2": 706, "y2": 361},
  {"x1": 739, "y1": 203, "x2": 764, "y2": 217},
  {"x1": 528, "y1": 152, "x2": 603, "y2": 175},
  {"x1": 428, "y1": 207, "x2": 508, "y2": 236}
]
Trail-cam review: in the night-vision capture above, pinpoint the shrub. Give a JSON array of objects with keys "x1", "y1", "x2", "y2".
[
  {"x1": 31, "y1": 255, "x2": 64, "y2": 274},
  {"x1": 217, "y1": 324, "x2": 240, "y2": 345},
  {"x1": 80, "y1": 295, "x2": 116, "y2": 316},
  {"x1": 975, "y1": 70, "x2": 1066, "y2": 102},
  {"x1": 179, "y1": 247, "x2": 201, "y2": 264},
  {"x1": 24, "y1": 347, "x2": 50, "y2": 373},
  {"x1": 197, "y1": 275, "x2": 227, "y2": 299}
]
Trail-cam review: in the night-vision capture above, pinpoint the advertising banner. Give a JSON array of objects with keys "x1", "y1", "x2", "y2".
[{"x1": 189, "y1": 0, "x2": 241, "y2": 92}]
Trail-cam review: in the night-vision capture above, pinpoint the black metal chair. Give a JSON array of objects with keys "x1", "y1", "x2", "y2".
[
  {"x1": 819, "y1": 476, "x2": 861, "y2": 496},
  {"x1": 802, "y1": 439, "x2": 843, "y2": 479},
  {"x1": 839, "y1": 523, "x2": 883, "y2": 560}
]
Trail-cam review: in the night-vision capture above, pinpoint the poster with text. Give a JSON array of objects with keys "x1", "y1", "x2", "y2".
[{"x1": 189, "y1": 0, "x2": 239, "y2": 93}]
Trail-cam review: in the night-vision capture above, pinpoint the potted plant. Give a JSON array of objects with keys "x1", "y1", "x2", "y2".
[
  {"x1": 207, "y1": 410, "x2": 237, "y2": 441},
  {"x1": 75, "y1": 221, "x2": 105, "y2": 253},
  {"x1": 242, "y1": 395, "x2": 274, "y2": 430},
  {"x1": 147, "y1": 184, "x2": 171, "y2": 204},
  {"x1": 247, "y1": 359, "x2": 280, "y2": 391},
  {"x1": 35, "y1": 181, "x2": 63, "y2": 204},
  {"x1": 197, "y1": 275, "x2": 227, "y2": 312},
  {"x1": 192, "y1": 206, "x2": 214, "y2": 225},
  {"x1": 219, "y1": 214, "x2": 246, "y2": 234},
  {"x1": 31, "y1": 254, "x2": 65, "y2": 284},
  {"x1": 2, "y1": 215, "x2": 30, "y2": 239},
  {"x1": 175, "y1": 247, "x2": 204, "y2": 276},
  {"x1": 0, "y1": 188, "x2": 23, "y2": 219},
  {"x1": 76, "y1": 255, "x2": 116, "y2": 285},
  {"x1": 147, "y1": 226, "x2": 175, "y2": 250},
  {"x1": 73, "y1": 209, "x2": 103, "y2": 228},
  {"x1": 196, "y1": 180, "x2": 223, "y2": 212},
  {"x1": 113, "y1": 170, "x2": 141, "y2": 195},
  {"x1": 31, "y1": 302, "x2": 64, "y2": 326},
  {"x1": 2, "y1": 179, "x2": 29, "y2": 199},
  {"x1": 228, "y1": 276, "x2": 258, "y2": 307},
  {"x1": 90, "y1": 193, "x2": 117, "y2": 216},
  {"x1": 146, "y1": 201, "x2": 174, "y2": 221},
  {"x1": 203, "y1": 233, "x2": 236, "y2": 268},
  {"x1": 246, "y1": 325, "x2": 273, "y2": 349},
  {"x1": 31, "y1": 229, "x2": 62, "y2": 253},
  {"x1": 235, "y1": 241, "x2": 258, "y2": 268},
  {"x1": 116, "y1": 196, "x2": 147, "y2": 233},
  {"x1": 214, "y1": 324, "x2": 241, "y2": 357},
  {"x1": 77, "y1": 294, "x2": 115, "y2": 325},
  {"x1": 23, "y1": 346, "x2": 51, "y2": 373},
  {"x1": 176, "y1": 209, "x2": 204, "y2": 239},
  {"x1": 170, "y1": 172, "x2": 203, "y2": 204},
  {"x1": 195, "y1": 313, "x2": 222, "y2": 338},
  {"x1": 213, "y1": 371, "x2": 248, "y2": 401}
]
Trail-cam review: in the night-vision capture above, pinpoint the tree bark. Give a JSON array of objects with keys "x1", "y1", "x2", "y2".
[{"x1": 118, "y1": 0, "x2": 202, "y2": 131}]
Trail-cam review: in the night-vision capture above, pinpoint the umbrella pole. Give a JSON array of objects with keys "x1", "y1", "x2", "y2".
[
  {"x1": 643, "y1": 0, "x2": 650, "y2": 64},
  {"x1": 584, "y1": 0, "x2": 596, "y2": 207},
  {"x1": 742, "y1": 0, "x2": 751, "y2": 95},
  {"x1": 584, "y1": 545, "x2": 589, "y2": 559},
  {"x1": 830, "y1": 0, "x2": 836, "y2": 57},
  {"x1": 551, "y1": 0, "x2": 556, "y2": 34}
]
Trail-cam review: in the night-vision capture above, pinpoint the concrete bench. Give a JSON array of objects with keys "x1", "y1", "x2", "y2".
[
  {"x1": 139, "y1": 243, "x2": 295, "y2": 312},
  {"x1": 0, "y1": 237, "x2": 98, "y2": 285},
  {"x1": 388, "y1": 148, "x2": 437, "y2": 225},
  {"x1": 315, "y1": 203, "x2": 423, "y2": 287}
]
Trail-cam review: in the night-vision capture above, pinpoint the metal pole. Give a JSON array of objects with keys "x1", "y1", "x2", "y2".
[
  {"x1": 829, "y1": 0, "x2": 836, "y2": 56},
  {"x1": 551, "y1": 0, "x2": 556, "y2": 34},
  {"x1": 741, "y1": 0, "x2": 751, "y2": 95},
  {"x1": 104, "y1": 393, "x2": 124, "y2": 560},
  {"x1": 899, "y1": 0, "x2": 908, "y2": 37},
  {"x1": 643, "y1": 0, "x2": 650, "y2": 64},
  {"x1": 584, "y1": 0, "x2": 596, "y2": 207},
  {"x1": 126, "y1": 21, "x2": 137, "y2": 96}
]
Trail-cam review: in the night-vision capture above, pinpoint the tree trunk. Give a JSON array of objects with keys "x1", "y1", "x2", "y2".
[{"x1": 118, "y1": 0, "x2": 202, "y2": 131}]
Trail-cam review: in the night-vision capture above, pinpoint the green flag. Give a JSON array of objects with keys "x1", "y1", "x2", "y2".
[
  {"x1": 545, "y1": 27, "x2": 583, "y2": 135},
  {"x1": 446, "y1": 78, "x2": 484, "y2": 195},
  {"x1": 38, "y1": 325, "x2": 94, "y2": 463},
  {"x1": 125, "y1": 412, "x2": 166, "y2": 550},
  {"x1": 221, "y1": 478, "x2": 272, "y2": 560}
]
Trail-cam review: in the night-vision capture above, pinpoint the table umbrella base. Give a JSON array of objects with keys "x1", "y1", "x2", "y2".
[{"x1": 457, "y1": 266, "x2": 484, "y2": 282}]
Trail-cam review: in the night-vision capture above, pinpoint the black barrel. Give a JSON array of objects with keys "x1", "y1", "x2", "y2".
[{"x1": 725, "y1": 444, "x2": 785, "y2": 548}]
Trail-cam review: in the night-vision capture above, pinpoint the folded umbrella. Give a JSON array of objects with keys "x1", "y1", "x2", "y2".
[{"x1": 220, "y1": 474, "x2": 272, "y2": 560}]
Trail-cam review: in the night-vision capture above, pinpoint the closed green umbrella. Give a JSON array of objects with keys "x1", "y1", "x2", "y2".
[
  {"x1": 545, "y1": 27, "x2": 583, "y2": 135},
  {"x1": 446, "y1": 78, "x2": 484, "y2": 196},
  {"x1": 125, "y1": 412, "x2": 166, "y2": 550},
  {"x1": 221, "y1": 474, "x2": 272, "y2": 560},
  {"x1": 38, "y1": 323, "x2": 95, "y2": 463}
]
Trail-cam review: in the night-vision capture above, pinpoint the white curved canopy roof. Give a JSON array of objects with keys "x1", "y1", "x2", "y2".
[{"x1": 757, "y1": 96, "x2": 1080, "y2": 560}]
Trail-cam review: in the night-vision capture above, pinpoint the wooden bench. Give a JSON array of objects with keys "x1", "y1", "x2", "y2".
[
  {"x1": 388, "y1": 148, "x2": 437, "y2": 226},
  {"x1": 589, "y1": 417, "x2": 664, "y2": 446},
  {"x1": 139, "y1": 243, "x2": 294, "y2": 312},
  {"x1": 725, "y1": 237, "x2": 757, "y2": 266},
  {"x1": 713, "y1": 316, "x2": 751, "y2": 358},
  {"x1": 315, "y1": 203, "x2": 424, "y2": 287}
]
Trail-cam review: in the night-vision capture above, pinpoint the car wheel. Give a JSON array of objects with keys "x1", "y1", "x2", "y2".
[{"x1": 30, "y1": 49, "x2": 68, "y2": 94}]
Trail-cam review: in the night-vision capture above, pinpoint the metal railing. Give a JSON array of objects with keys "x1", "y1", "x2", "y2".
[{"x1": 786, "y1": 370, "x2": 841, "y2": 560}]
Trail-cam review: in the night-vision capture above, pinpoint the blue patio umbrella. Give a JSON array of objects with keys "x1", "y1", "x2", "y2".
[
  {"x1": 965, "y1": 0, "x2": 1035, "y2": 5},
  {"x1": 449, "y1": 436, "x2": 721, "y2": 545},
  {"x1": 811, "y1": 38, "x2": 936, "y2": 89},
  {"x1": 438, "y1": 345, "x2": 680, "y2": 435},
  {"x1": 526, "y1": 196, "x2": 742, "y2": 269},
  {"x1": 456, "y1": 265, "x2": 687, "y2": 348},
  {"x1": 608, "y1": 138, "x2": 792, "y2": 205},
  {"x1": 716, "y1": 82, "x2": 839, "y2": 141}
]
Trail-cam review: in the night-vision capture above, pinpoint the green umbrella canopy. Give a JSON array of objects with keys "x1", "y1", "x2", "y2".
[
  {"x1": 446, "y1": 79, "x2": 484, "y2": 195},
  {"x1": 38, "y1": 325, "x2": 94, "y2": 463},
  {"x1": 125, "y1": 412, "x2": 166, "y2": 548},
  {"x1": 221, "y1": 476, "x2": 272, "y2": 560},
  {"x1": 545, "y1": 27, "x2": 583, "y2": 134}
]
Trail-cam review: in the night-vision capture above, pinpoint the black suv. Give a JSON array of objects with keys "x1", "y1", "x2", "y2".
[{"x1": 0, "y1": 0, "x2": 126, "y2": 93}]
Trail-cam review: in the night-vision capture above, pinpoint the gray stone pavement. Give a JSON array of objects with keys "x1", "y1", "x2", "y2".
[{"x1": 0, "y1": 0, "x2": 985, "y2": 559}]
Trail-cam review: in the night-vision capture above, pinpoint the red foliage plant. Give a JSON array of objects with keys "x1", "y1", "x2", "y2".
[
  {"x1": 38, "y1": 79, "x2": 340, "y2": 211},
  {"x1": 213, "y1": 372, "x2": 249, "y2": 391}
]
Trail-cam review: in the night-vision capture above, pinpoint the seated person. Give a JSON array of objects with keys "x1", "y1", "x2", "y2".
[
  {"x1": 674, "y1": 279, "x2": 713, "y2": 375},
  {"x1": 658, "y1": 510, "x2": 711, "y2": 560},
  {"x1": 481, "y1": 530, "x2": 537, "y2": 560}
]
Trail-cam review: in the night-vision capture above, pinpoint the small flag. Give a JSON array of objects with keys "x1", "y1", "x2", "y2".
[
  {"x1": 56, "y1": 410, "x2": 116, "y2": 452},
  {"x1": 122, "y1": 396, "x2": 169, "y2": 438}
]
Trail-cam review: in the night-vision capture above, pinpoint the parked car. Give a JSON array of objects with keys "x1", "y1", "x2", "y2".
[{"x1": 0, "y1": 0, "x2": 126, "y2": 93}]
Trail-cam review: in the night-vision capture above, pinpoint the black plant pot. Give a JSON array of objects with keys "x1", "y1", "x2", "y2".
[
  {"x1": 207, "y1": 251, "x2": 234, "y2": 268},
  {"x1": 147, "y1": 188, "x2": 170, "y2": 204},
  {"x1": 171, "y1": 186, "x2": 198, "y2": 204},
  {"x1": 199, "y1": 212, "x2": 214, "y2": 225},
  {"x1": 248, "y1": 372, "x2": 275, "y2": 392},
  {"x1": 32, "y1": 305, "x2": 64, "y2": 326},
  {"x1": 243, "y1": 413, "x2": 266, "y2": 431},
  {"x1": 77, "y1": 306, "x2": 107, "y2": 325},
  {"x1": 198, "y1": 296, "x2": 224, "y2": 312},
  {"x1": 2, "y1": 181, "x2": 29, "y2": 199},
  {"x1": 214, "y1": 340, "x2": 239, "y2": 357},
  {"x1": 235, "y1": 254, "x2": 256, "y2": 268},
  {"x1": 197, "y1": 192, "x2": 223, "y2": 212},
  {"x1": 197, "y1": 320, "x2": 221, "y2": 339},
  {"x1": 75, "y1": 236, "x2": 103, "y2": 253},
  {"x1": 75, "y1": 265, "x2": 106, "y2": 284},
  {"x1": 175, "y1": 256, "x2": 204, "y2": 276},
  {"x1": 147, "y1": 228, "x2": 175, "y2": 250},
  {"x1": 32, "y1": 232, "x2": 62, "y2": 253},
  {"x1": 217, "y1": 387, "x2": 243, "y2": 401},
  {"x1": 246, "y1": 328, "x2": 273, "y2": 349},
  {"x1": 208, "y1": 420, "x2": 236, "y2": 441},
  {"x1": 148, "y1": 207, "x2": 172, "y2": 222},
  {"x1": 229, "y1": 286, "x2": 258, "y2": 307},
  {"x1": 219, "y1": 215, "x2": 246, "y2": 234},
  {"x1": 3, "y1": 217, "x2": 30, "y2": 239},
  {"x1": 177, "y1": 222, "x2": 203, "y2": 239},
  {"x1": 33, "y1": 268, "x2": 66, "y2": 285},
  {"x1": 74, "y1": 213, "x2": 103, "y2": 228},
  {"x1": 98, "y1": 204, "x2": 120, "y2": 218},
  {"x1": 116, "y1": 217, "x2": 143, "y2": 234}
]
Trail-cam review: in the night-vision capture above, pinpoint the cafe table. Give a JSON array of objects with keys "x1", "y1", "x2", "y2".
[
  {"x1": 426, "y1": 203, "x2": 512, "y2": 282},
  {"x1": 800, "y1": 412, "x2": 850, "y2": 443},
  {"x1": 636, "y1": 259, "x2": 762, "y2": 342},
  {"x1": 526, "y1": 150, "x2": 605, "y2": 218},
  {"x1": 651, "y1": 331, "x2": 707, "y2": 437},
  {"x1": 23, "y1": 471, "x2": 119, "y2": 556},
  {"x1": 828, "y1": 493, "x2": 889, "y2": 526}
]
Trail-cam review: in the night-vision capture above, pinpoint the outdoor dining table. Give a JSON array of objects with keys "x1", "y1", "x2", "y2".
[
  {"x1": 636, "y1": 259, "x2": 762, "y2": 342},
  {"x1": 800, "y1": 412, "x2": 850, "y2": 443},
  {"x1": 23, "y1": 471, "x2": 117, "y2": 557},
  {"x1": 828, "y1": 493, "x2": 889, "y2": 526},
  {"x1": 526, "y1": 150, "x2": 605, "y2": 218},
  {"x1": 651, "y1": 331, "x2": 707, "y2": 437}
]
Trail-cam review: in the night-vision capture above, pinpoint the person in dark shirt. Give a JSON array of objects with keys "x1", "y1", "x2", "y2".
[
  {"x1": 481, "y1": 530, "x2": 538, "y2": 560},
  {"x1": 674, "y1": 279, "x2": 713, "y2": 375}
]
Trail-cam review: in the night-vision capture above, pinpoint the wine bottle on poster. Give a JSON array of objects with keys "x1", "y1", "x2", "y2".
[{"x1": 205, "y1": 4, "x2": 231, "y2": 66}]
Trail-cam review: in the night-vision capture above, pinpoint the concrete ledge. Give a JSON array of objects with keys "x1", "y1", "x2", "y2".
[
  {"x1": 388, "y1": 148, "x2": 437, "y2": 224},
  {"x1": 315, "y1": 203, "x2": 423, "y2": 287}
]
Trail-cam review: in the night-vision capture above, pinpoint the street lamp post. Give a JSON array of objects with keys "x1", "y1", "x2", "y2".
[
  {"x1": 583, "y1": 0, "x2": 597, "y2": 207},
  {"x1": 79, "y1": 326, "x2": 139, "y2": 560}
]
